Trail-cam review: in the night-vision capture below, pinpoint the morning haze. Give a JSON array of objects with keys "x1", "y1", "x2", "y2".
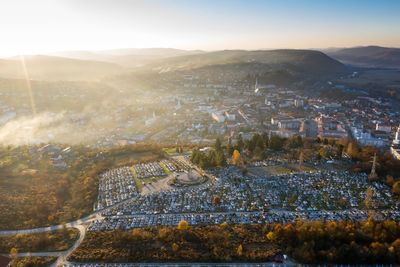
[{"x1": 1, "y1": 1, "x2": 400, "y2": 267}]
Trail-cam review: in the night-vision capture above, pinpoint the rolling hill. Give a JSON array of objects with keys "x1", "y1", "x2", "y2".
[
  {"x1": 0, "y1": 55, "x2": 126, "y2": 81},
  {"x1": 50, "y1": 48, "x2": 204, "y2": 67},
  {"x1": 327, "y1": 46, "x2": 400, "y2": 69},
  {"x1": 142, "y1": 49, "x2": 347, "y2": 75}
]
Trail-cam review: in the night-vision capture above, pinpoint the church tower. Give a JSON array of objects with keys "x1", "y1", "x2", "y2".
[
  {"x1": 254, "y1": 78, "x2": 259, "y2": 94},
  {"x1": 394, "y1": 125, "x2": 400, "y2": 145}
]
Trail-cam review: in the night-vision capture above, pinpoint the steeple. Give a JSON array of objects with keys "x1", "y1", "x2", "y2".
[
  {"x1": 254, "y1": 78, "x2": 259, "y2": 94},
  {"x1": 394, "y1": 125, "x2": 400, "y2": 145}
]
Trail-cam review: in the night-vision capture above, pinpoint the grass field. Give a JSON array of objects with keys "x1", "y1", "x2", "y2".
[
  {"x1": 114, "y1": 151, "x2": 159, "y2": 163},
  {"x1": 129, "y1": 167, "x2": 142, "y2": 192},
  {"x1": 159, "y1": 162, "x2": 171, "y2": 175},
  {"x1": 163, "y1": 148, "x2": 192, "y2": 156},
  {"x1": 248, "y1": 163, "x2": 318, "y2": 177}
]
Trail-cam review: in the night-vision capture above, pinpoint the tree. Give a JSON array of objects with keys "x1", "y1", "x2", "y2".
[
  {"x1": 172, "y1": 242, "x2": 179, "y2": 252},
  {"x1": 227, "y1": 139, "x2": 234, "y2": 156},
  {"x1": 237, "y1": 134, "x2": 244, "y2": 151},
  {"x1": 237, "y1": 244, "x2": 243, "y2": 256},
  {"x1": 213, "y1": 196, "x2": 221, "y2": 205},
  {"x1": 347, "y1": 142, "x2": 353, "y2": 158},
  {"x1": 365, "y1": 187, "x2": 374, "y2": 208},
  {"x1": 392, "y1": 181, "x2": 400, "y2": 195},
  {"x1": 298, "y1": 151, "x2": 304, "y2": 170},
  {"x1": 9, "y1": 247, "x2": 18, "y2": 265},
  {"x1": 268, "y1": 135, "x2": 284, "y2": 151},
  {"x1": 216, "y1": 151, "x2": 227, "y2": 167},
  {"x1": 232, "y1": 150, "x2": 243, "y2": 166},
  {"x1": 385, "y1": 175, "x2": 395, "y2": 186},
  {"x1": 266, "y1": 231, "x2": 276, "y2": 242},
  {"x1": 177, "y1": 220, "x2": 188, "y2": 230},
  {"x1": 215, "y1": 138, "x2": 222, "y2": 152}
]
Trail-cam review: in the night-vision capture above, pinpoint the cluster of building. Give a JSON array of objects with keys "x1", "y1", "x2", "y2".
[
  {"x1": 1, "y1": 71, "x2": 399, "y2": 160},
  {"x1": 390, "y1": 126, "x2": 400, "y2": 160}
]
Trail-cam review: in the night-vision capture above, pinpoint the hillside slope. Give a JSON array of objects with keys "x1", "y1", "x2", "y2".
[
  {"x1": 327, "y1": 46, "x2": 400, "y2": 69},
  {"x1": 0, "y1": 55, "x2": 126, "y2": 81},
  {"x1": 142, "y1": 49, "x2": 346, "y2": 75},
  {"x1": 51, "y1": 48, "x2": 204, "y2": 67}
]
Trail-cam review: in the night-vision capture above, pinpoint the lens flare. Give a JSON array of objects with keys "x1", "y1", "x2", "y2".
[{"x1": 19, "y1": 55, "x2": 37, "y2": 116}]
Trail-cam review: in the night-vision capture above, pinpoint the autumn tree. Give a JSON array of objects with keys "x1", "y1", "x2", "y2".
[
  {"x1": 172, "y1": 242, "x2": 179, "y2": 252},
  {"x1": 266, "y1": 231, "x2": 276, "y2": 242},
  {"x1": 213, "y1": 195, "x2": 221, "y2": 205},
  {"x1": 177, "y1": 220, "x2": 188, "y2": 230},
  {"x1": 392, "y1": 181, "x2": 400, "y2": 196},
  {"x1": 232, "y1": 150, "x2": 243, "y2": 166},
  {"x1": 237, "y1": 244, "x2": 243, "y2": 256},
  {"x1": 220, "y1": 222, "x2": 228, "y2": 227},
  {"x1": 9, "y1": 248, "x2": 18, "y2": 265},
  {"x1": 365, "y1": 187, "x2": 374, "y2": 208}
]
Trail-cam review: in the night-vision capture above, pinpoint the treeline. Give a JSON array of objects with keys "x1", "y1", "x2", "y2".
[
  {"x1": 190, "y1": 138, "x2": 227, "y2": 168},
  {"x1": 189, "y1": 134, "x2": 400, "y2": 197},
  {"x1": 0, "y1": 144, "x2": 163, "y2": 230},
  {"x1": 268, "y1": 218, "x2": 400, "y2": 264},
  {"x1": 12, "y1": 256, "x2": 57, "y2": 267},
  {"x1": 68, "y1": 218, "x2": 400, "y2": 264},
  {"x1": 0, "y1": 227, "x2": 79, "y2": 253},
  {"x1": 227, "y1": 133, "x2": 308, "y2": 161}
]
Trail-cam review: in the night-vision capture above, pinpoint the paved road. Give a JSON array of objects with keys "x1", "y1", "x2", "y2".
[
  {"x1": 0, "y1": 223, "x2": 90, "y2": 267},
  {"x1": 0, "y1": 214, "x2": 98, "y2": 236},
  {"x1": 51, "y1": 224, "x2": 87, "y2": 267},
  {"x1": 0, "y1": 202, "x2": 108, "y2": 266}
]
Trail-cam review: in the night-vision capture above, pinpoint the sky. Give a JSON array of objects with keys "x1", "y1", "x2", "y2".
[{"x1": 1, "y1": 0, "x2": 400, "y2": 57}]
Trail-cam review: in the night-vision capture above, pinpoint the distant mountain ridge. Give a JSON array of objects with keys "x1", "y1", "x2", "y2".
[
  {"x1": 326, "y1": 46, "x2": 400, "y2": 69},
  {"x1": 0, "y1": 49, "x2": 347, "y2": 82},
  {"x1": 0, "y1": 55, "x2": 126, "y2": 81},
  {"x1": 142, "y1": 49, "x2": 347, "y2": 75},
  {"x1": 49, "y1": 48, "x2": 204, "y2": 67}
]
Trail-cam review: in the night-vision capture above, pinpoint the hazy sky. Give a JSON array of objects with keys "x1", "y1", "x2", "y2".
[{"x1": 1, "y1": 0, "x2": 400, "y2": 56}]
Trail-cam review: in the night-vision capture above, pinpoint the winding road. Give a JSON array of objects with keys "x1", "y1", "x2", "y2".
[
  {"x1": 0, "y1": 217, "x2": 93, "y2": 267},
  {"x1": 0, "y1": 207, "x2": 105, "y2": 266}
]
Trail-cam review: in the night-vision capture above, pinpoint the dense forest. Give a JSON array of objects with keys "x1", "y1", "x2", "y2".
[
  {"x1": 0, "y1": 144, "x2": 163, "y2": 230},
  {"x1": 69, "y1": 218, "x2": 400, "y2": 264},
  {"x1": 68, "y1": 223, "x2": 279, "y2": 263}
]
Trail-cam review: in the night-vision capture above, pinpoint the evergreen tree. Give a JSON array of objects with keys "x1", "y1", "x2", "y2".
[
  {"x1": 214, "y1": 138, "x2": 222, "y2": 152},
  {"x1": 227, "y1": 138, "x2": 234, "y2": 156},
  {"x1": 237, "y1": 134, "x2": 244, "y2": 151}
]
